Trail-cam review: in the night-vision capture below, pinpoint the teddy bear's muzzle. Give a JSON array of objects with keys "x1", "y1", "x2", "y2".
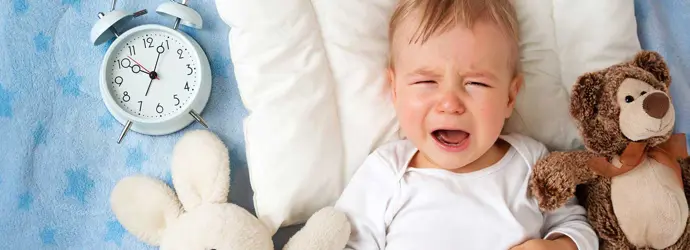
[{"x1": 643, "y1": 92, "x2": 670, "y2": 119}]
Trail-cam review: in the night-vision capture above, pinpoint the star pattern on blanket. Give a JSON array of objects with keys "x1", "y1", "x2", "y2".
[
  {"x1": 57, "y1": 69, "x2": 82, "y2": 97},
  {"x1": 101, "y1": 39, "x2": 114, "y2": 55},
  {"x1": 0, "y1": 83, "x2": 13, "y2": 118},
  {"x1": 61, "y1": 0, "x2": 81, "y2": 11},
  {"x1": 40, "y1": 227, "x2": 56, "y2": 245},
  {"x1": 34, "y1": 32, "x2": 51, "y2": 53},
  {"x1": 212, "y1": 56, "x2": 231, "y2": 78},
  {"x1": 12, "y1": 0, "x2": 28, "y2": 14},
  {"x1": 104, "y1": 220, "x2": 126, "y2": 246},
  {"x1": 98, "y1": 112, "x2": 115, "y2": 131},
  {"x1": 126, "y1": 145, "x2": 148, "y2": 171},
  {"x1": 64, "y1": 168, "x2": 94, "y2": 204},
  {"x1": 18, "y1": 191, "x2": 33, "y2": 210},
  {"x1": 33, "y1": 123, "x2": 47, "y2": 146}
]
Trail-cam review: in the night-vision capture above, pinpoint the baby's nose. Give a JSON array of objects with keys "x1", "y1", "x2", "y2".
[{"x1": 436, "y1": 92, "x2": 465, "y2": 114}]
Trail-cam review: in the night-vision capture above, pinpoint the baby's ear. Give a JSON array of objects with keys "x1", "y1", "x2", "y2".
[
  {"x1": 632, "y1": 50, "x2": 671, "y2": 87},
  {"x1": 171, "y1": 130, "x2": 230, "y2": 211},
  {"x1": 110, "y1": 176, "x2": 182, "y2": 246},
  {"x1": 570, "y1": 71, "x2": 604, "y2": 122},
  {"x1": 387, "y1": 67, "x2": 397, "y2": 102},
  {"x1": 506, "y1": 73, "x2": 523, "y2": 118}
]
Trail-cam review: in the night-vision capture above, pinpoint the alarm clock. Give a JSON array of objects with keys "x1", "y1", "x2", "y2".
[{"x1": 90, "y1": 0, "x2": 211, "y2": 144}]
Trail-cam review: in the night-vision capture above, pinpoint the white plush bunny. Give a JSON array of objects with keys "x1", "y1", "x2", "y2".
[{"x1": 110, "y1": 130, "x2": 351, "y2": 250}]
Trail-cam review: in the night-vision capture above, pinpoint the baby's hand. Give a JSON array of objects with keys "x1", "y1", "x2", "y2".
[{"x1": 509, "y1": 236, "x2": 577, "y2": 250}]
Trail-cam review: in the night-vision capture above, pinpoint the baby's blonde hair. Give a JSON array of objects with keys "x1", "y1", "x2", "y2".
[{"x1": 388, "y1": 0, "x2": 520, "y2": 72}]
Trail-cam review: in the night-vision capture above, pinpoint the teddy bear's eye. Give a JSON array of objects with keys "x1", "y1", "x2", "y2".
[
  {"x1": 640, "y1": 91, "x2": 647, "y2": 96},
  {"x1": 625, "y1": 95, "x2": 635, "y2": 103}
]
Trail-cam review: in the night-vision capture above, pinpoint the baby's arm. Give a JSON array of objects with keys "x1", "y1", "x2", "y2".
[
  {"x1": 334, "y1": 152, "x2": 397, "y2": 250},
  {"x1": 540, "y1": 197, "x2": 598, "y2": 250}
]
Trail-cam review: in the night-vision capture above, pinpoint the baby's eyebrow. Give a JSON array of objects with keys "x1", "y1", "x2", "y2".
[
  {"x1": 405, "y1": 67, "x2": 500, "y2": 81},
  {"x1": 460, "y1": 71, "x2": 498, "y2": 81},
  {"x1": 406, "y1": 67, "x2": 442, "y2": 78}
]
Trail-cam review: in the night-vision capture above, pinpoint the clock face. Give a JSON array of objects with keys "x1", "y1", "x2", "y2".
[{"x1": 104, "y1": 28, "x2": 200, "y2": 121}]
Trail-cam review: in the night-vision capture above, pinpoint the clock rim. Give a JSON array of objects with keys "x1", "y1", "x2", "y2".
[{"x1": 99, "y1": 24, "x2": 212, "y2": 136}]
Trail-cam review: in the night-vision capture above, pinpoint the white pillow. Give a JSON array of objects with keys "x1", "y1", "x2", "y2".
[
  {"x1": 505, "y1": 0, "x2": 641, "y2": 151},
  {"x1": 216, "y1": 0, "x2": 641, "y2": 232},
  {"x1": 215, "y1": 0, "x2": 399, "y2": 233}
]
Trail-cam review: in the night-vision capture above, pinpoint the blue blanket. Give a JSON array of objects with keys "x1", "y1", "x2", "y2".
[
  {"x1": 635, "y1": 0, "x2": 690, "y2": 147},
  {"x1": 0, "y1": 0, "x2": 689, "y2": 249},
  {"x1": 0, "y1": 0, "x2": 252, "y2": 249}
]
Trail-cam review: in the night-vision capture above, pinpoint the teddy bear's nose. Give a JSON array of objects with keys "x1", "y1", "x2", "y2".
[{"x1": 643, "y1": 92, "x2": 670, "y2": 119}]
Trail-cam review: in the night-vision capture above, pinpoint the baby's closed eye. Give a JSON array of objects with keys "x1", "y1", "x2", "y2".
[
  {"x1": 413, "y1": 80, "x2": 437, "y2": 85},
  {"x1": 467, "y1": 81, "x2": 490, "y2": 87}
]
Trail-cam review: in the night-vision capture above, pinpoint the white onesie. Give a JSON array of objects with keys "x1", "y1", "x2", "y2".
[{"x1": 334, "y1": 133, "x2": 598, "y2": 250}]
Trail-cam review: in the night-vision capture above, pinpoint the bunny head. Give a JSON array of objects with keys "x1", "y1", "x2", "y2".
[{"x1": 110, "y1": 130, "x2": 273, "y2": 250}]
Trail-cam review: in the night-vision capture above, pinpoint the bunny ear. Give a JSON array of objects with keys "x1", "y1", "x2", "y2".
[
  {"x1": 171, "y1": 130, "x2": 230, "y2": 212},
  {"x1": 110, "y1": 175, "x2": 182, "y2": 246}
]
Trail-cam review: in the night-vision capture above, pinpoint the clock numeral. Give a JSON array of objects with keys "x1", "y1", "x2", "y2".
[
  {"x1": 123, "y1": 91, "x2": 131, "y2": 102},
  {"x1": 187, "y1": 64, "x2": 194, "y2": 75},
  {"x1": 173, "y1": 94, "x2": 180, "y2": 106},
  {"x1": 128, "y1": 45, "x2": 136, "y2": 56},
  {"x1": 156, "y1": 103, "x2": 164, "y2": 114},
  {"x1": 114, "y1": 76, "x2": 123, "y2": 86},
  {"x1": 137, "y1": 101, "x2": 143, "y2": 111},
  {"x1": 177, "y1": 49, "x2": 184, "y2": 59},
  {"x1": 184, "y1": 82, "x2": 190, "y2": 91},
  {"x1": 143, "y1": 37, "x2": 154, "y2": 48},
  {"x1": 118, "y1": 58, "x2": 131, "y2": 69},
  {"x1": 165, "y1": 40, "x2": 170, "y2": 50}
]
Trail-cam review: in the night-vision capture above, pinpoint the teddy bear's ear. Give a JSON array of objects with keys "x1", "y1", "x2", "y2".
[
  {"x1": 171, "y1": 130, "x2": 230, "y2": 212},
  {"x1": 570, "y1": 71, "x2": 604, "y2": 122},
  {"x1": 632, "y1": 50, "x2": 671, "y2": 87},
  {"x1": 110, "y1": 176, "x2": 183, "y2": 246}
]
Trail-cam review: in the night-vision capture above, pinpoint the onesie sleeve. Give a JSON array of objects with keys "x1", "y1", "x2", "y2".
[
  {"x1": 542, "y1": 198, "x2": 599, "y2": 250},
  {"x1": 335, "y1": 151, "x2": 399, "y2": 250}
]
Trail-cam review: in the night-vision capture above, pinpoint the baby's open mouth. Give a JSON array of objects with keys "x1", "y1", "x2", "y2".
[{"x1": 432, "y1": 129, "x2": 469, "y2": 147}]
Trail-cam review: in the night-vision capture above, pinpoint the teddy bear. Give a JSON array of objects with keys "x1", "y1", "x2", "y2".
[
  {"x1": 109, "y1": 130, "x2": 351, "y2": 250},
  {"x1": 529, "y1": 51, "x2": 690, "y2": 250}
]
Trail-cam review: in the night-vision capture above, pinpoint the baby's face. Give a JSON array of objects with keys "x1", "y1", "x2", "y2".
[{"x1": 389, "y1": 16, "x2": 521, "y2": 171}]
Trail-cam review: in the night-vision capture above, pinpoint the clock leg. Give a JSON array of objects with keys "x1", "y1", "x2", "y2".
[
  {"x1": 117, "y1": 120, "x2": 133, "y2": 144},
  {"x1": 189, "y1": 110, "x2": 208, "y2": 128}
]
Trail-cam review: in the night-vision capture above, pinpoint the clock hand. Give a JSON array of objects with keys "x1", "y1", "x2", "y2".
[
  {"x1": 130, "y1": 65, "x2": 150, "y2": 75},
  {"x1": 153, "y1": 49, "x2": 162, "y2": 71},
  {"x1": 151, "y1": 44, "x2": 165, "y2": 78},
  {"x1": 127, "y1": 56, "x2": 159, "y2": 80},
  {"x1": 145, "y1": 78, "x2": 154, "y2": 96}
]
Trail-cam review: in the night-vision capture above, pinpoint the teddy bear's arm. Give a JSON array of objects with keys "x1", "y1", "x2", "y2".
[{"x1": 530, "y1": 150, "x2": 600, "y2": 211}]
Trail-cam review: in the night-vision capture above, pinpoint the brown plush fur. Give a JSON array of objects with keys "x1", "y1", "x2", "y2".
[
  {"x1": 570, "y1": 51, "x2": 672, "y2": 156},
  {"x1": 529, "y1": 51, "x2": 690, "y2": 250}
]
